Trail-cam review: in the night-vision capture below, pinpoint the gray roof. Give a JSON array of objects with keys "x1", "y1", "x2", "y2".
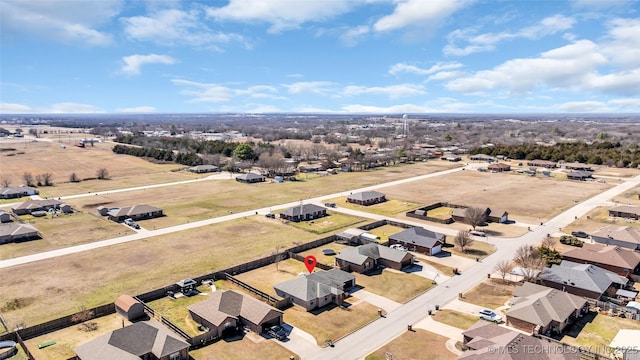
[
  {"x1": 562, "y1": 243, "x2": 640, "y2": 271},
  {"x1": 609, "y1": 205, "x2": 640, "y2": 216},
  {"x1": 592, "y1": 226, "x2": 640, "y2": 246},
  {"x1": 12, "y1": 199, "x2": 62, "y2": 211},
  {"x1": 189, "y1": 164, "x2": 219, "y2": 171},
  {"x1": 507, "y1": 283, "x2": 587, "y2": 328},
  {"x1": 273, "y1": 269, "x2": 355, "y2": 302},
  {"x1": 567, "y1": 171, "x2": 593, "y2": 178},
  {"x1": 236, "y1": 173, "x2": 264, "y2": 180},
  {"x1": 347, "y1": 191, "x2": 386, "y2": 202},
  {"x1": 188, "y1": 290, "x2": 282, "y2": 327},
  {"x1": 74, "y1": 321, "x2": 189, "y2": 360},
  {"x1": 538, "y1": 260, "x2": 627, "y2": 294},
  {"x1": 336, "y1": 243, "x2": 411, "y2": 265},
  {"x1": 388, "y1": 227, "x2": 445, "y2": 248},
  {"x1": 0, "y1": 186, "x2": 37, "y2": 196},
  {"x1": 107, "y1": 204, "x2": 162, "y2": 218},
  {"x1": 280, "y1": 204, "x2": 325, "y2": 217},
  {"x1": 0, "y1": 223, "x2": 39, "y2": 238}
]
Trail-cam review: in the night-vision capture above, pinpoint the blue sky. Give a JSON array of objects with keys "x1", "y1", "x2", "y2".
[{"x1": 1, "y1": 0, "x2": 639, "y2": 114}]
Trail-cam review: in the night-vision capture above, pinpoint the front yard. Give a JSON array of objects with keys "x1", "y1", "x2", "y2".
[
  {"x1": 444, "y1": 238, "x2": 496, "y2": 259},
  {"x1": 432, "y1": 309, "x2": 479, "y2": 329},
  {"x1": 366, "y1": 329, "x2": 456, "y2": 360},
  {"x1": 189, "y1": 334, "x2": 297, "y2": 360},
  {"x1": 354, "y1": 268, "x2": 435, "y2": 303},
  {"x1": 285, "y1": 212, "x2": 366, "y2": 234},
  {"x1": 461, "y1": 279, "x2": 517, "y2": 310}
]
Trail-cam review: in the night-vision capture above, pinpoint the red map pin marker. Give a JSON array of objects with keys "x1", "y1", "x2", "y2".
[{"x1": 304, "y1": 255, "x2": 317, "y2": 273}]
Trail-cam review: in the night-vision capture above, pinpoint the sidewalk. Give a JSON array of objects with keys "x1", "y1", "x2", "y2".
[{"x1": 350, "y1": 288, "x2": 402, "y2": 313}]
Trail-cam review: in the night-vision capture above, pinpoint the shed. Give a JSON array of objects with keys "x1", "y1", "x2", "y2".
[
  {"x1": 0, "y1": 211, "x2": 11, "y2": 223},
  {"x1": 177, "y1": 278, "x2": 197, "y2": 293},
  {"x1": 96, "y1": 206, "x2": 108, "y2": 216},
  {"x1": 114, "y1": 294, "x2": 145, "y2": 321},
  {"x1": 60, "y1": 204, "x2": 73, "y2": 214}
]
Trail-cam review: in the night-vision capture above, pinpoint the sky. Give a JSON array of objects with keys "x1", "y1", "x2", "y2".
[{"x1": 1, "y1": 0, "x2": 640, "y2": 115}]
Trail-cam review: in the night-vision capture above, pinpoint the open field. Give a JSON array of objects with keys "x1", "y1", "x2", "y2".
[
  {"x1": 561, "y1": 312, "x2": 640, "y2": 349},
  {"x1": 593, "y1": 167, "x2": 640, "y2": 178},
  {"x1": 365, "y1": 329, "x2": 456, "y2": 360},
  {"x1": 461, "y1": 279, "x2": 517, "y2": 310},
  {"x1": 0, "y1": 212, "x2": 135, "y2": 259},
  {"x1": 612, "y1": 185, "x2": 640, "y2": 205},
  {"x1": 353, "y1": 268, "x2": 435, "y2": 303},
  {"x1": 380, "y1": 170, "x2": 614, "y2": 224},
  {"x1": 433, "y1": 309, "x2": 479, "y2": 329},
  {"x1": 147, "y1": 285, "x2": 213, "y2": 336},
  {"x1": 23, "y1": 314, "x2": 133, "y2": 360},
  {"x1": 189, "y1": 334, "x2": 297, "y2": 360},
  {"x1": 325, "y1": 197, "x2": 422, "y2": 217},
  {"x1": 285, "y1": 212, "x2": 366, "y2": 234},
  {"x1": 0, "y1": 218, "x2": 319, "y2": 327},
  {"x1": 283, "y1": 297, "x2": 379, "y2": 345}
]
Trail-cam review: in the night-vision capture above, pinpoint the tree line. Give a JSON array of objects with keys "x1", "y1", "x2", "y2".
[{"x1": 111, "y1": 144, "x2": 203, "y2": 166}]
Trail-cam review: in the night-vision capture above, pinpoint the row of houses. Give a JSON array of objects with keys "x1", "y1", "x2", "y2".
[{"x1": 0, "y1": 186, "x2": 38, "y2": 199}]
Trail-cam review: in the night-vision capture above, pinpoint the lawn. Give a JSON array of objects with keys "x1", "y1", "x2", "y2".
[
  {"x1": 23, "y1": 314, "x2": 133, "y2": 360},
  {"x1": 432, "y1": 309, "x2": 479, "y2": 330},
  {"x1": 427, "y1": 206, "x2": 455, "y2": 220},
  {"x1": 354, "y1": 268, "x2": 435, "y2": 303},
  {"x1": 325, "y1": 197, "x2": 422, "y2": 217},
  {"x1": 285, "y1": 212, "x2": 367, "y2": 234},
  {"x1": 297, "y1": 242, "x2": 348, "y2": 268},
  {"x1": 367, "y1": 224, "x2": 406, "y2": 242},
  {"x1": 146, "y1": 285, "x2": 214, "y2": 336},
  {"x1": 561, "y1": 312, "x2": 640, "y2": 349},
  {"x1": 413, "y1": 254, "x2": 456, "y2": 276},
  {"x1": 0, "y1": 212, "x2": 135, "y2": 259},
  {"x1": 189, "y1": 334, "x2": 298, "y2": 360},
  {"x1": 0, "y1": 218, "x2": 319, "y2": 326},
  {"x1": 283, "y1": 298, "x2": 379, "y2": 345},
  {"x1": 444, "y1": 239, "x2": 496, "y2": 260},
  {"x1": 461, "y1": 280, "x2": 517, "y2": 310},
  {"x1": 234, "y1": 259, "x2": 307, "y2": 296},
  {"x1": 366, "y1": 329, "x2": 456, "y2": 360}
]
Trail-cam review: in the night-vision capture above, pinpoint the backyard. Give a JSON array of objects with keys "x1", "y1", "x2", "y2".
[
  {"x1": 146, "y1": 285, "x2": 214, "y2": 337},
  {"x1": 285, "y1": 212, "x2": 366, "y2": 234},
  {"x1": 561, "y1": 312, "x2": 640, "y2": 349},
  {"x1": 324, "y1": 197, "x2": 422, "y2": 217}
]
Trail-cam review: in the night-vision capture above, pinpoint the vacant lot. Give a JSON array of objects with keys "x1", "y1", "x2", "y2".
[
  {"x1": 189, "y1": 334, "x2": 297, "y2": 360},
  {"x1": 24, "y1": 314, "x2": 132, "y2": 360},
  {"x1": 354, "y1": 268, "x2": 435, "y2": 303},
  {"x1": 612, "y1": 185, "x2": 640, "y2": 205},
  {"x1": 433, "y1": 309, "x2": 479, "y2": 329},
  {"x1": 0, "y1": 218, "x2": 318, "y2": 326},
  {"x1": 366, "y1": 329, "x2": 456, "y2": 360},
  {"x1": 381, "y1": 170, "x2": 613, "y2": 224},
  {"x1": 0, "y1": 212, "x2": 135, "y2": 259},
  {"x1": 561, "y1": 312, "x2": 640, "y2": 349},
  {"x1": 461, "y1": 279, "x2": 517, "y2": 310},
  {"x1": 285, "y1": 212, "x2": 366, "y2": 234},
  {"x1": 593, "y1": 167, "x2": 640, "y2": 178}
]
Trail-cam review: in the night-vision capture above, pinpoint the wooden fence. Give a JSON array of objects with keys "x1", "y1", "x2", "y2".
[
  {"x1": 587, "y1": 298, "x2": 640, "y2": 321},
  {"x1": 224, "y1": 273, "x2": 290, "y2": 309}
]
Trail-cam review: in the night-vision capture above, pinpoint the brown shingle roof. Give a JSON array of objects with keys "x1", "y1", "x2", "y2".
[
  {"x1": 562, "y1": 243, "x2": 640, "y2": 271},
  {"x1": 188, "y1": 290, "x2": 282, "y2": 327}
]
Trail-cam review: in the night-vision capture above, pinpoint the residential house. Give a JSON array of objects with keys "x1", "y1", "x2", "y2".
[
  {"x1": 452, "y1": 207, "x2": 508, "y2": 223},
  {"x1": 235, "y1": 173, "x2": 265, "y2": 183},
  {"x1": 537, "y1": 260, "x2": 628, "y2": 299},
  {"x1": 610, "y1": 330, "x2": 640, "y2": 360},
  {"x1": 11, "y1": 199, "x2": 62, "y2": 215},
  {"x1": 487, "y1": 163, "x2": 511, "y2": 172},
  {"x1": 388, "y1": 227, "x2": 445, "y2": 255},
  {"x1": 346, "y1": 191, "x2": 387, "y2": 206},
  {"x1": 74, "y1": 321, "x2": 189, "y2": 360},
  {"x1": 188, "y1": 290, "x2": 283, "y2": 339},
  {"x1": 458, "y1": 321, "x2": 580, "y2": 360},
  {"x1": 273, "y1": 269, "x2": 355, "y2": 311},
  {"x1": 0, "y1": 210, "x2": 11, "y2": 223},
  {"x1": 562, "y1": 162, "x2": 593, "y2": 171},
  {"x1": 469, "y1": 154, "x2": 495, "y2": 161},
  {"x1": 335, "y1": 228, "x2": 379, "y2": 245},
  {"x1": 335, "y1": 243, "x2": 414, "y2": 273},
  {"x1": 591, "y1": 226, "x2": 640, "y2": 251},
  {"x1": 279, "y1": 204, "x2": 326, "y2": 222},
  {"x1": 561, "y1": 243, "x2": 640, "y2": 278},
  {"x1": 187, "y1": 165, "x2": 219, "y2": 173},
  {"x1": 505, "y1": 282, "x2": 588, "y2": 335},
  {"x1": 566, "y1": 171, "x2": 594, "y2": 181},
  {"x1": 107, "y1": 204, "x2": 164, "y2": 222},
  {"x1": 298, "y1": 163, "x2": 325, "y2": 173},
  {"x1": 609, "y1": 205, "x2": 640, "y2": 220},
  {"x1": 0, "y1": 186, "x2": 38, "y2": 199},
  {"x1": 0, "y1": 223, "x2": 40, "y2": 244},
  {"x1": 115, "y1": 294, "x2": 145, "y2": 321},
  {"x1": 527, "y1": 160, "x2": 557, "y2": 168}
]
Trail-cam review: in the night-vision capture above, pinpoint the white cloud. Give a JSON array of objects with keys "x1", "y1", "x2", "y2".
[
  {"x1": 600, "y1": 18, "x2": 640, "y2": 69},
  {"x1": 608, "y1": 98, "x2": 640, "y2": 109},
  {"x1": 0, "y1": 102, "x2": 33, "y2": 114},
  {"x1": 427, "y1": 71, "x2": 464, "y2": 81},
  {"x1": 555, "y1": 101, "x2": 609, "y2": 112},
  {"x1": 121, "y1": 54, "x2": 177, "y2": 75},
  {"x1": 341, "y1": 103, "x2": 434, "y2": 114},
  {"x1": 122, "y1": 8, "x2": 246, "y2": 48},
  {"x1": 342, "y1": 84, "x2": 426, "y2": 98},
  {"x1": 282, "y1": 81, "x2": 336, "y2": 95},
  {"x1": 572, "y1": 0, "x2": 636, "y2": 9},
  {"x1": 116, "y1": 106, "x2": 156, "y2": 113},
  {"x1": 206, "y1": 0, "x2": 354, "y2": 33},
  {"x1": 46, "y1": 102, "x2": 104, "y2": 113},
  {"x1": 445, "y1": 15, "x2": 576, "y2": 56},
  {"x1": 340, "y1": 25, "x2": 370, "y2": 46},
  {"x1": 0, "y1": 0, "x2": 121, "y2": 45},
  {"x1": 172, "y1": 79, "x2": 285, "y2": 103},
  {"x1": 389, "y1": 62, "x2": 463, "y2": 76},
  {"x1": 374, "y1": 0, "x2": 469, "y2": 32}
]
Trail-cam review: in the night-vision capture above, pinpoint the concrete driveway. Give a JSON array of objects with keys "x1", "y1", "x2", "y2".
[
  {"x1": 278, "y1": 324, "x2": 319, "y2": 359},
  {"x1": 350, "y1": 288, "x2": 402, "y2": 313}
]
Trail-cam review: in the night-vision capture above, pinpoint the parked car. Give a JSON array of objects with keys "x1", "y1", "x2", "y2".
[
  {"x1": 266, "y1": 325, "x2": 286, "y2": 340},
  {"x1": 324, "y1": 202, "x2": 337, "y2": 208},
  {"x1": 469, "y1": 230, "x2": 487, "y2": 237},
  {"x1": 479, "y1": 309, "x2": 502, "y2": 323},
  {"x1": 124, "y1": 218, "x2": 140, "y2": 229},
  {"x1": 390, "y1": 244, "x2": 408, "y2": 252},
  {"x1": 265, "y1": 213, "x2": 276, "y2": 219},
  {"x1": 571, "y1": 231, "x2": 589, "y2": 238}
]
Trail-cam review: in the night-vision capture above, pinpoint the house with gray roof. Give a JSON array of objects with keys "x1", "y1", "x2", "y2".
[
  {"x1": 591, "y1": 225, "x2": 640, "y2": 251},
  {"x1": 609, "y1": 205, "x2": 640, "y2": 220},
  {"x1": 0, "y1": 186, "x2": 38, "y2": 199},
  {"x1": 505, "y1": 282, "x2": 588, "y2": 336},
  {"x1": 459, "y1": 321, "x2": 580, "y2": 360},
  {"x1": 537, "y1": 260, "x2": 628, "y2": 300},
  {"x1": 273, "y1": 269, "x2": 355, "y2": 311},
  {"x1": 346, "y1": 191, "x2": 386, "y2": 206},
  {"x1": 107, "y1": 204, "x2": 164, "y2": 222},
  {"x1": 0, "y1": 210, "x2": 11, "y2": 223},
  {"x1": 11, "y1": 199, "x2": 62, "y2": 215},
  {"x1": 279, "y1": 204, "x2": 326, "y2": 222},
  {"x1": 561, "y1": 243, "x2": 640, "y2": 278},
  {"x1": 188, "y1": 290, "x2": 283, "y2": 339},
  {"x1": 0, "y1": 223, "x2": 40, "y2": 244},
  {"x1": 335, "y1": 228, "x2": 379, "y2": 245},
  {"x1": 235, "y1": 173, "x2": 265, "y2": 183},
  {"x1": 388, "y1": 226, "x2": 445, "y2": 255},
  {"x1": 74, "y1": 320, "x2": 189, "y2": 360},
  {"x1": 566, "y1": 171, "x2": 594, "y2": 181},
  {"x1": 335, "y1": 243, "x2": 414, "y2": 273},
  {"x1": 187, "y1": 164, "x2": 219, "y2": 173}
]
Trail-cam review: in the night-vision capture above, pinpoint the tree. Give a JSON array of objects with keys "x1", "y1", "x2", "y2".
[
  {"x1": 71, "y1": 307, "x2": 97, "y2": 332},
  {"x1": 69, "y1": 172, "x2": 80, "y2": 183},
  {"x1": 454, "y1": 230, "x2": 474, "y2": 253},
  {"x1": 41, "y1": 172, "x2": 53, "y2": 186},
  {"x1": 465, "y1": 207, "x2": 487, "y2": 230},
  {"x1": 541, "y1": 236, "x2": 556, "y2": 249},
  {"x1": 1, "y1": 179, "x2": 9, "y2": 187},
  {"x1": 28, "y1": 128, "x2": 39, "y2": 138},
  {"x1": 494, "y1": 260, "x2": 514, "y2": 283},
  {"x1": 232, "y1": 143, "x2": 256, "y2": 161},
  {"x1": 22, "y1": 172, "x2": 34, "y2": 187},
  {"x1": 512, "y1": 245, "x2": 546, "y2": 281},
  {"x1": 96, "y1": 168, "x2": 109, "y2": 180}
]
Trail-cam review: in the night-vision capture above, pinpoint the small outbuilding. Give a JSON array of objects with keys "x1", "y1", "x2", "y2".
[
  {"x1": 235, "y1": 173, "x2": 265, "y2": 183},
  {"x1": 176, "y1": 278, "x2": 197, "y2": 293},
  {"x1": 114, "y1": 294, "x2": 145, "y2": 321},
  {"x1": 0, "y1": 210, "x2": 11, "y2": 223}
]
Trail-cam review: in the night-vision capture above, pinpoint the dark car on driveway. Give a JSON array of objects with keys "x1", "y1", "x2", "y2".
[
  {"x1": 571, "y1": 231, "x2": 589, "y2": 238},
  {"x1": 266, "y1": 325, "x2": 286, "y2": 340}
]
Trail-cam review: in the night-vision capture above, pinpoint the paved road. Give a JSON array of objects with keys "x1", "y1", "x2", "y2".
[{"x1": 303, "y1": 174, "x2": 640, "y2": 360}]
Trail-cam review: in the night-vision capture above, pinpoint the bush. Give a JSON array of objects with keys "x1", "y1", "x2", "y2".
[{"x1": 559, "y1": 235, "x2": 584, "y2": 247}]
